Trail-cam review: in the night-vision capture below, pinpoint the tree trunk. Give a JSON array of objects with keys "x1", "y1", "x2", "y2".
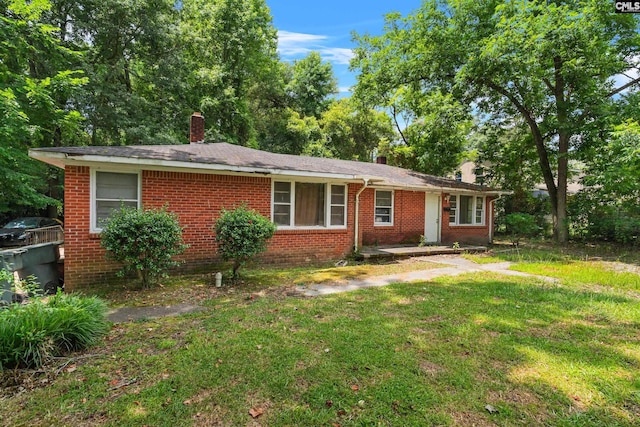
[
  {"x1": 556, "y1": 134, "x2": 569, "y2": 245},
  {"x1": 553, "y1": 56, "x2": 570, "y2": 245}
]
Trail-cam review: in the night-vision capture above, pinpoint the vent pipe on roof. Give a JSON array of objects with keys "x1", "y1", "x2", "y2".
[
  {"x1": 376, "y1": 156, "x2": 387, "y2": 165},
  {"x1": 190, "y1": 112, "x2": 205, "y2": 144}
]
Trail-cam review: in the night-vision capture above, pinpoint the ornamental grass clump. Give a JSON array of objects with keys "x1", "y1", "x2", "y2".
[
  {"x1": 0, "y1": 292, "x2": 109, "y2": 370},
  {"x1": 100, "y1": 206, "x2": 188, "y2": 288},
  {"x1": 214, "y1": 206, "x2": 276, "y2": 278}
]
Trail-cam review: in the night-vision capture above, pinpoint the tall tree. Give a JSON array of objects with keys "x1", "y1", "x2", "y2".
[
  {"x1": 0, "y1": 0, "x2": 86, "y2": 217},
  {"x1": 49, "y1": 0, "x2": 184, "y2": 145},
  {"x1": 286, "y1": 51, "x2": 338, "y2": 119},
  {"x1": 180, "y1": 0, "x2": 279, "y2": 146},
  {"x1": 375, "y1": 91, "x2": 470, "y2": 176},
  {"x1": 318, "y1": 98, "x2": 394, "y2": 161},
  {"x1": 352, "y1": 0, "x2": 640, "y2": 243}
]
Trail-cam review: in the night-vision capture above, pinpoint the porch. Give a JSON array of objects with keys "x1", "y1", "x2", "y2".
[{"x1": 359, "y1": 244, "x2": 487, "y2": 260}]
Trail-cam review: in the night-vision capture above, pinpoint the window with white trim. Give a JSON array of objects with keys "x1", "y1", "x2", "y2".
[
  {"x1": 92, "y1": 171, "x2": 140, "y2": 231},
  {"x1": 374, "y1": 190, "x2": 393, "y2": 225},
  {"x1": 330, "y1": 184, "x2": 346, "y2": 226},
  {"x1": 449, "y1": 194, "x2": 485, "y2": 226},
  {"x1": 272, "y1": 181, "x2": 346, "y2": 228}
]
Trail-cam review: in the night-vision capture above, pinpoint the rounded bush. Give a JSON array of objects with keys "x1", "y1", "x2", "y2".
[
  {"x1": 100, "y1": 206, "x2": 188, "y2": 288},
  {"x1": 214, "y1": 206, "x2": 276, "y2": 278}
]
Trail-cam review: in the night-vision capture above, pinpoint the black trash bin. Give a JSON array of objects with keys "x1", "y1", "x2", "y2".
[{"x1": 0, "y1": 243, "x2": 63, "y2": 302}]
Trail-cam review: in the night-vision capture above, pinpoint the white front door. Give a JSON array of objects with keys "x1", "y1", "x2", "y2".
[{"x1": 424, "y1": 193, "x2": 440, "y2": 243}]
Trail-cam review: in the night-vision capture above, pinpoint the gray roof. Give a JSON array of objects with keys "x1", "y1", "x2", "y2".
[{"x1": 31, "y1": 142, "x2": 496, "y2": 192}]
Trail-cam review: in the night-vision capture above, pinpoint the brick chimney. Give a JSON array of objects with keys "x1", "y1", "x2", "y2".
[
  {"x1": 190, "y1": 112, "x2": 205, "y2": 143},
  {"x1": 376, "y1": 156, "x2": 387, "y2": 165}
]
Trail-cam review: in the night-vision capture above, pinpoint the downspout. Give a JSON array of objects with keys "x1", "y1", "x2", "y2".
[
  {"x1": 354, "y1": 178, "x2": 369, "y2": 252},
  {"x1": 489, "y1": 194, "x2": 503, "y2": 243}
]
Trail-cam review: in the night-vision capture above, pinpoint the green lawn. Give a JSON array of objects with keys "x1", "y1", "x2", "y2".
[{"x1": 1, "y1": 254, "x2": 639, "y2": 426}]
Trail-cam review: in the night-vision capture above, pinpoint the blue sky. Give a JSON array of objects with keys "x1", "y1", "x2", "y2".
[{"x1": 266, "y1": 0, "x2": 423, "y2": 96}]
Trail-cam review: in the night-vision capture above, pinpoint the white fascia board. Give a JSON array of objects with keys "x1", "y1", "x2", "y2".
[
  {"x1": 29, "y1": 150, "x2": 67, "y2": 168},
  {"x1": 440, "y1": 187, "x2": 510, "y2": 195}
]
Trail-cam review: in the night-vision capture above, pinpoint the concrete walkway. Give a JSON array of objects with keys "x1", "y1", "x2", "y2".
[
  {"x1": 107, "y1": 302, "x2": 204, "y2": 323},
  {"x1": 297, "y1": 255, "x2": 556, "y2": 297}
]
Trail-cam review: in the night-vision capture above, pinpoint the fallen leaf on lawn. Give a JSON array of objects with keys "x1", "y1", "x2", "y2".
[
  {"x1": 485, "y1": 404, "x2": 498, "y2": 414},
  {"x1": 325, "y1": 400, "x2": 333, "y2": 408},
  {"x1": 183, "y1": 399, "x2": 192, "y2": 405},
  {"x1": 65, "y1": 364, "x2": 77, "y2": 373},
  {"x1": 248, "y1": 406, "x2": 264, "y2": 418},
  {"x1": 134, "y1": 401, "x2": 141, "y2": 406},
  {"x1": 332, "y1": 423, "x2": 341, "y2": 427},
  {"x1": 256, "y1": 344, "x2": 263, "y2": 350},
  {"x1": 137, "y1": 348, "x2": 143, "y2": 354},
  {"x1": 109, "y1": 379, "x2": 119, "y2": 386},
  {"x1": 350, "y1": 384, "x2": 359, "y2": 391},
  {"x1": 337, "y1": 409, "x2": 346, "y2": 416}
]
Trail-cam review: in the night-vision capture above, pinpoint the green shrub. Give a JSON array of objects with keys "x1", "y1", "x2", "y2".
[
  {"x1": 568, "y1": 193, "x2": 640, "y2": 245},
  {"x1": 614, "y1": 216, "x2": 640, "y2": 246},
  {"x1": 0, "y1": 293, "x2": 109, "y2": 370},
  {"x1": 504, "y1": 212, "x2": 541, "y2": 246},
  {"x1": 101, "y1": 206, "x2": 188, "y2": 288},
  {"x1": 214, "y1": 205, "x2": 276, "y2": 278}
]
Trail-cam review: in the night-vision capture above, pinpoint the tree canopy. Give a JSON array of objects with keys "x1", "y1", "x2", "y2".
[{"x1": 352, "y1": 0, "x2": 640, "y2": 243}]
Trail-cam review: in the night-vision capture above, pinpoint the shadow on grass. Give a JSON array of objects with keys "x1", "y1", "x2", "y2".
[{"x1": 6, "y1": 272, "x2": 638, "y2": 426}]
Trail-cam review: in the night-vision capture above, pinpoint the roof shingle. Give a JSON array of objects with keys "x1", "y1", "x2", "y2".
[{"x1": 32, "y1": 142, "x2": 495, "y2": 192}]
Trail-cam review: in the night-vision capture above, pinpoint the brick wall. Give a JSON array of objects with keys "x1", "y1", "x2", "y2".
[
  {"x1": 63, "y1": 166, "x2": 116, "y2": 288},
  {"x1": 360, "y1": 189, "x2": 425, "y2": 246},
  {"x1": 62, "y1": 167, "x2": 494, "y2": 290},
  {"x1": 440, "y1": 194, "x2": 494, "y2": 245},
  {"x1": 63, "y1": 168, "x2": 358, "y2": 290}
]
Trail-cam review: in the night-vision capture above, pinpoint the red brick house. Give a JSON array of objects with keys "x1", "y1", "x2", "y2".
[{"x1": 30, "y1": 119, "x2": 502, "y2": 290}]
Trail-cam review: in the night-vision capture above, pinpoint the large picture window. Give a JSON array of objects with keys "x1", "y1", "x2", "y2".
[
  {"x1": 272, "y1": 181, "x2": 346, "y2": 228},
  {"x1": 374, "y1": 190, "x2": 394, "y2": 225},
  {"x1": 449, "y1": 194, "x2": 485, "y2": 226},
  {"x1": 92, "y1": 171, "x2": 140, "y2": 231}
]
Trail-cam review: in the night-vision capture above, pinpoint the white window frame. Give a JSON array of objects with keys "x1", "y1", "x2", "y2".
[
  {"x1": 271, "y1": 180, "x2": 347, "y2": 230},
  {"x1": 90, "y1": 169, "x2": 141, "y2": 232},
  {"x1": 374, "y1": 189, "x2": 394, "y2": 226},
  {"x1": 448, "y1": 194, "x2": 485, "y2": 226}
]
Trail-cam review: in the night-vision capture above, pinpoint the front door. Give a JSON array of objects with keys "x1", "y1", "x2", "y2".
[{"x1": 424, "y1": 193, "x2": 440, "y2": 243}]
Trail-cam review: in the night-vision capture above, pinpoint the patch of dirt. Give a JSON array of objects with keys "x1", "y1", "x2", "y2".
[
  {"x1": 449, "y1": 410, "x2": 493, "y2": 426},
  {"x1": 419, "y1": 360, "x2": 445, "y2": 376},
  {"x1": 601, "y1": 261, "x2": 640, "y2": 275},
  {"x1": 422, "y1": 315, "x2": 445, "y2": 323},
  {"x1": 487, "y1": 389, "x2": 541, "y2": 406}
]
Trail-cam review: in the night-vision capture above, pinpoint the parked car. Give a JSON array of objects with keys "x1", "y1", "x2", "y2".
[{"x1": 0, "y1": 217, "x2": 63, "y2": 247}]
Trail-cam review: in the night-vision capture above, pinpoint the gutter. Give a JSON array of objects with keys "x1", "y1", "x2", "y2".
[{"x1": 353, "y1": 178, "x2": 370, "y2": 253}]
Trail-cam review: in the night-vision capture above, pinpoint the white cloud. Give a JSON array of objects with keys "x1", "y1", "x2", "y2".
[
  {"x1": 338, "y1": 86, "x2": 353, "y2": 94},
  {"x1": 277, "y1": 30, "x2": 354, "y2": 65},
  {"x1": 319, "y1": 48, "x2": 354, "y2": 65}
]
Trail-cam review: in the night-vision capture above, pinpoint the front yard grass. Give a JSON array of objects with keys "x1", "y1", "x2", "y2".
[{"x1": 2, "y1": 248, "x2": 639, "y2": 426}]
